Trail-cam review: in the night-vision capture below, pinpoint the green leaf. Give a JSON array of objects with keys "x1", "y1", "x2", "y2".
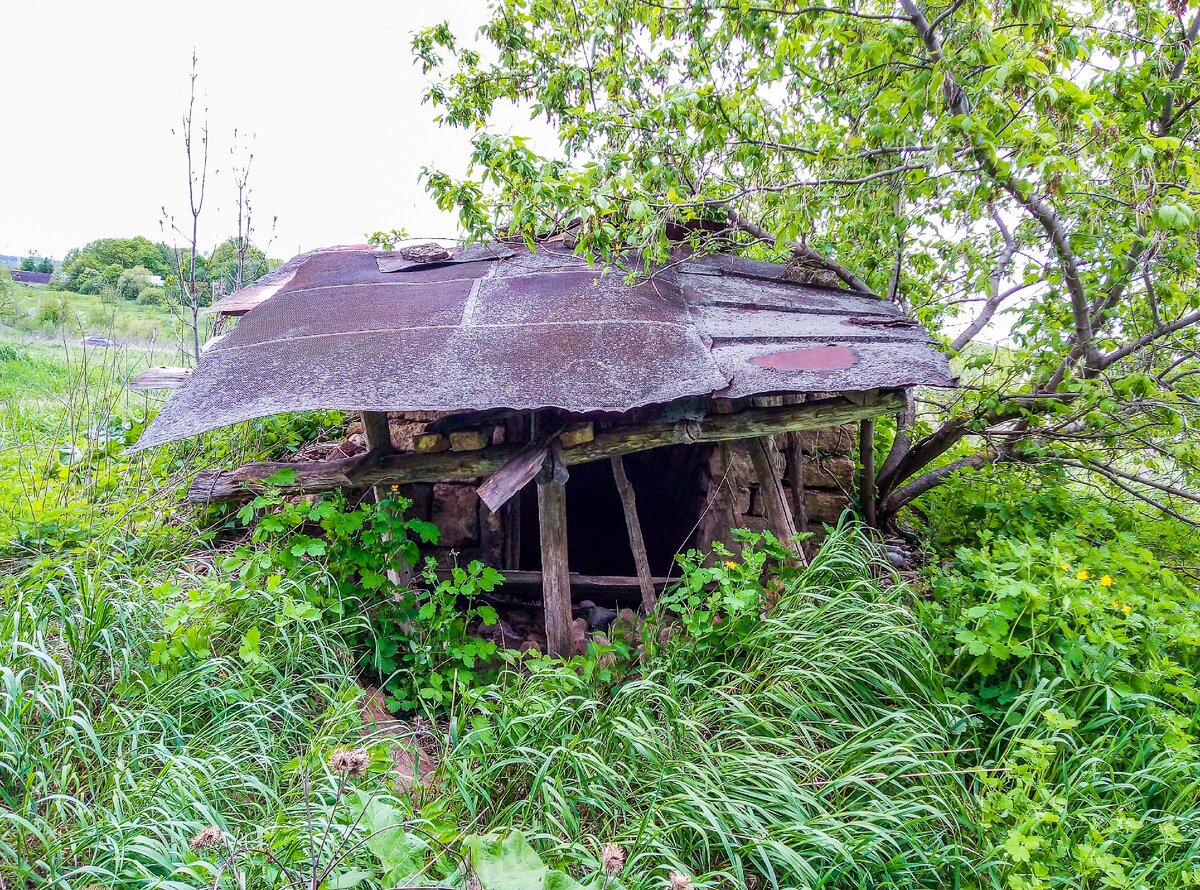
[
  {"x1": 1153, "y1": 203, "x2": 1194, "y2": 231},
  {"x1": 464, "y1": 831, "x2": 585, "y2": 890},
  {"x1": 238, "y1": 627, "x2": 263, "y2": 665},
  {"x1": 326, "y1": 868, "x2": 373, "y2": 890},
  {"x1": 355, "y1": 795, "x2": 425, "y2": 882},
  {"x1": 264, "y1": 467, "x2": 298, "y2": 486}
]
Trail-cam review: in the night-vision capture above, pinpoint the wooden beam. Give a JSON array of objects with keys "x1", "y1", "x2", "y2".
[
  {"x1": 610, "y1": 455, "x2": 657, "y2": 612},
  {"x1": 860, "y1": 417, "x2": 877, "y2": 528},
  {"x1": 501, "y1": 414, "x2": 527, "y2": 570},
  {"x1": 785, "y1": 432, "x2": 809, "y2": 535},
  {"x1": 748, "y1": 437, "x2": 799, "y2": 547},
  {"x1": 455, "y1": 569, "x2": 671, "y2": 589},
  {"x1": 187, "y1": 392, "x2": 906, "y2": 503},
  {"x1": 537, "y1": 446, "x2": 573, "y2": 659},
  {"x1": 360, "y1": 411, "x2": 391, "y2": 455}
]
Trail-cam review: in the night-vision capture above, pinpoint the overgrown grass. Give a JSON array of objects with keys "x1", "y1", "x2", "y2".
[
  {"x1": 439, "y1": 526, "x2": 974, "y2": 888},
  {"x1": 0, "y1": 281, "x2": 192, "y2": 348},
  {"x1": 0, "y1": 559, "x2": 364, "y2": 888}
]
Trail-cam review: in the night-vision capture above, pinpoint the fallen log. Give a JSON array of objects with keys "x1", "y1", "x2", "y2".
[{"x1": 187, "y1": 390, "x2": 904, "y2": 504}]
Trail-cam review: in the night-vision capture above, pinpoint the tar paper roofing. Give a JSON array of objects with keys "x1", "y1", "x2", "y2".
[{"x1": 133, "y1": 242, "x2": 953, "y2": 451}]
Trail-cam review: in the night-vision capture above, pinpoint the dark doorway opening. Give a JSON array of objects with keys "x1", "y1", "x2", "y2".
[{"x1": 517, "y1": 445, "x2": 710, "y2": 578}]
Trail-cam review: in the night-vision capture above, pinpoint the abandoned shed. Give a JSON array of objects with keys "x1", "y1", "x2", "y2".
[{"x1": 132, "y1": 238, "x2": 954, "y2": 656}]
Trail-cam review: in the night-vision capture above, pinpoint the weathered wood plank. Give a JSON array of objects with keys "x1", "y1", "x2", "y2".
[
  {"x1": 360, "y1": 411, "x2": 392, "y2": 454},
  {"x1": 749, "y1": 436, "x2": 799, "y2": 548},
  {"x1": 785, "y1": 432, "x2": 809, "y2": 534},
  {"x1": 187, "y1": 392, "x2": 905, "y2": 503},
  {"x1": 462, "y1": 569, "x2": 671, "y2": 589},
  {"x1": 476, "y1": 418, "x2": 567, "y2": 512},
  {"x1": 129, "y1": 366, "x2": 192, "y2": 390},
  {"x1": 610, "y1": 455, "x2": 657, "y2": 612},
  {"x1": 860, "y1": 417, "x2": 877, "y2": 527},
  {"x1": 538, "y1": 474, "x2": 573, "y2": 659}
]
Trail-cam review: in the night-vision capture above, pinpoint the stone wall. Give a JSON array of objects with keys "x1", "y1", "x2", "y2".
[{"x1": 695, "y1": 425, "x2": 859, "y2": 553}]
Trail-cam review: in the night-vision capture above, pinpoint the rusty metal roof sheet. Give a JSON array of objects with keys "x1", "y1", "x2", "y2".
[{"x1": 133, "y1": 243, "x2": 954, "y2": 451}]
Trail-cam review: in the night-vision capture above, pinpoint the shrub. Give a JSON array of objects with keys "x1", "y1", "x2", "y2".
[
  {"x1": 225, "y1": 484, "x2": 508, "y2": 713},
  {"x1": 35, "y1": 292, "x2": 71, "y2": 326},
  {"x1": 136, "y1": 285, "x2": 168, "y2": 305}
]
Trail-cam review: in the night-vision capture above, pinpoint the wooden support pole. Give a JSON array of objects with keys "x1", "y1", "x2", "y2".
[
  {"x1": 860, "y1": 417, "x2": 877, "y2": 528},
  {"x1": 784, "y1": 432, "x2": 809, "y2": 535},
  {"x1": 501, "y1": 415, "x2": 525, "y2": 571},
  {"x1": 187, "y1": 392, "x2": 907, "y2": 503},
  {"x1": 537, "y1": 465, "x2": 573, "y2": 660},
  {"x1": 610, "y1": 454, "x2": 657, "y2": 612},
  {"x1": 360, "y1": 411, "x2": 392, "y2": 458},
  {"x1": 749, "y1": 436, "x2": 799, "y2": 546}
]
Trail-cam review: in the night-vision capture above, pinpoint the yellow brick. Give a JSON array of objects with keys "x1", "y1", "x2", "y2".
[
  {"x1": 449, "y1": 429, "x2": 490, "y2": 452},
  {"x1": 558, "y1": 421, "x2": 595, "y2": 449},
  {"x1": 413, "y1": 432, "x2": 450, "y2": 453}
]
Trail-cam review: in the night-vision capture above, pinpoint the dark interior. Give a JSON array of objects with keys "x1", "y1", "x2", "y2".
[{"x1": 517, "y1": 445, "x2": 710, "y2": 578}]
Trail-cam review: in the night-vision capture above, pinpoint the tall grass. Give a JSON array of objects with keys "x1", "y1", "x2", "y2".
[
  {"x1": 439, "y1": 526, "x2": 975, "y2": 889},
  {"x1": 0, "y1": 559, "x2": 364, "y2": 889}
]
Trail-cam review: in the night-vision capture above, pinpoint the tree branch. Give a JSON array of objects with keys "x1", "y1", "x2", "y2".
[
  {"x1": 725, "y1": 206, "x2": 877, "y2": 294},
  {"x1": 950, "y1": 206, "x2": 1017, "y2": 352},
  {"x1": 899, "y1": 0, "x2": 1101, "y2": 370},
  {"x1": 881, "y1": 451, "x2": 1001, "y2": 514},
  {"x1": 1158, "y1": 10, "x2": 1200, "y2": 135}
]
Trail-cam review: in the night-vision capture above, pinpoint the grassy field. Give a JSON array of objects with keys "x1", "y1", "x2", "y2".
[
  {"x1": 0, "y1": 324, "x2": 1197, "y2": 889},
  {"x1": 0, "y1": 281, "x2": 211, "y2": 354}
]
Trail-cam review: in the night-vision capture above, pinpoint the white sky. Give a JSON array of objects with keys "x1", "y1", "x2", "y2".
[{"x1": 1, "y1": 1, "x2": 539, "y2": 261}]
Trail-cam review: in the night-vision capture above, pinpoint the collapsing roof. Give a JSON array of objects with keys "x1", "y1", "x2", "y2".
[{"x1": 133, "y1": 242, "x2": 953, "y2": 451}]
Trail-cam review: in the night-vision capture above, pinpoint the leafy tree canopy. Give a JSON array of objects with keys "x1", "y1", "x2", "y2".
[
  {"x1": 60, "y1": 237, "x2": 173, "y2": 293},
  {"x1": 206, "y1": 236, "x2": 275, "y2": 294},
  {"x1": 18, "y1": 255, "x2": 53, "y2": 274},
  {"x1": 415, "y1": 0, "x2": 1200, "y2": 526}
]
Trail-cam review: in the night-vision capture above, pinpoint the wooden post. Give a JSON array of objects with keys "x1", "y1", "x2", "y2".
[
  {"x1": 502, "y1": 415, "x2": 524, "y2": 570},
  {"x1": 610, "y1": 454, "x2": 657, "y2": 612},
  {"x1": 360, "y1": 411, "x2": 391, "y2": 457},
  {"x1": 784, "y1": 432, "x2": 809, "y2": 534},
  {"x1": 860, "y1": 417, "x2": 877, "y2": 528},
  {"x1": 749, "y1": 436, "x2": 798, "y2": 546},
  {"x1": 536, "y1": 419, "x2": 573, "y2": 659}
]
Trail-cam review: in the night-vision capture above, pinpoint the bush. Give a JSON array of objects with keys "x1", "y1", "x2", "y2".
[
  {"x1": 136, "y1": 285, "x2": 168, "y2": 305},
  {"x1": 915, "y1": 464, "x2": 1200, "y2": 889},
  {"x1": 35, "y1": 292, "x2": 71, "y2": 326}
]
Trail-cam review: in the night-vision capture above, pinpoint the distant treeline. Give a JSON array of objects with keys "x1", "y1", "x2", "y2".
[
  {"x1": 55, "y1": 236, "x2": 278, "y2": 306},
  {"x1": 1, "y1": 254, "x2": 55, "y2": 273}
]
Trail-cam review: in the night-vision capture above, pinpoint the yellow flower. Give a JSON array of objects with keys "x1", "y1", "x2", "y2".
[
  {"x1": 1110, "y1": 600, "x2": 1120, "y2": 609},
  {"x1": 389, "y1": 484, "x2": 399, "y2": 492},
  {"x1": 1060, "y1": 562, "x2": 1070, "y2": 572},
  {"x1": 1100, "y1": 574, "x2": 1113, "y2": 587},
  {"x1": 1076, "y1": 570, "x2": 1089, "y2": 580},
  {"x1": 1122, "y1": 604, "x2": 1132, "y2": 616},
  {"x1": 724, "y1": 561, "x2": 738, "y2": 570}
]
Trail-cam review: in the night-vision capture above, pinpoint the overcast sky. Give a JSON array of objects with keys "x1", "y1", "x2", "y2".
[{"x1": 1, "y1": 1, "x2": 541, "y2": 261}]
